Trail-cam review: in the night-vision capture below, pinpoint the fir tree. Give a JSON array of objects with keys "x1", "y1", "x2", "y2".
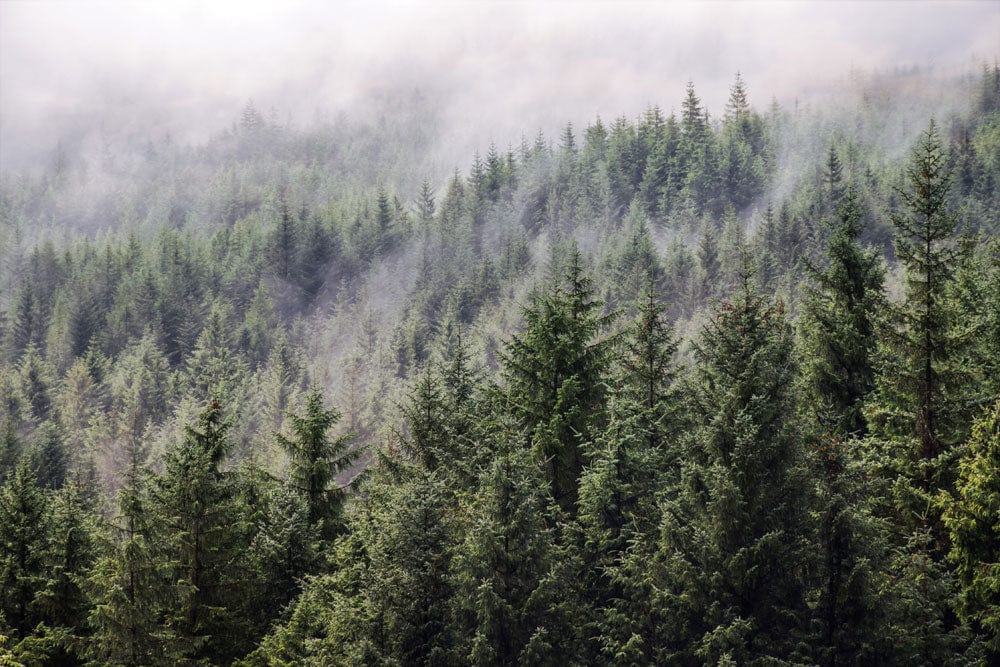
[
  {"x1": 87, "y1": 471, "x2": 178, "y2": 666},
  {"x1": 451, "y1": 435, "x2": 559, "y2": 666},
  {"x1": 502, "y1": 248, "x2": 614, "y2": 513},
  {"x1": 871, "y1": 120, "x2": 967, "y2": 462},
  {"x1": 32, "y1": 481, "x2": 95, "y2": 663}
]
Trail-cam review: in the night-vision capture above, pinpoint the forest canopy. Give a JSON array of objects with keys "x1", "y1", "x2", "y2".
[{"x1": 1, "y1": 3, "x2": 1000, "y2": 664}]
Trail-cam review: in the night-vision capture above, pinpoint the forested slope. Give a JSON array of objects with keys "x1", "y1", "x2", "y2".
[{"x1": 1, "y1": 65, "x2": 999, "y2": 664}]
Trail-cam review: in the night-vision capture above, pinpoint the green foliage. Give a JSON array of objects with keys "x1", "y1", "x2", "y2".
[
  {"x1": 451, "y1": 441, "x2": 560, "y2": 666},
  {"x1": 801, "y1": 188, "x2": 885, "y2": 437},
  {"x1": 275, "y1": 388, "x2": 356, "y2": 539},
  {"x1": 654, "y1": 267, "x2": 813, "y2": 663},
  {"x1": 87, "y1": 466, "x2": 179, "y2": 667},
  {"x1": 502, "y1": 247, "x2": 615, "y2": 513},
  {"x1": 153, "y1": 400, "x2": 250, "y2": 662},
  {"x1": 0, "y1": 69, "x2": 996, "y2": 666},
  {"x1": 0, "y1": 459, "x2": 48, "y2": 636},
  {"x1": 944, "y1": 400, "x2": 1000, "y2": 657}
]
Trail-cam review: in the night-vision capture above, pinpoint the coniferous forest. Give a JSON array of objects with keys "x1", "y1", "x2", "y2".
[{"x1": 2, "y1": 4, "x2": 1000, "y2": 665}]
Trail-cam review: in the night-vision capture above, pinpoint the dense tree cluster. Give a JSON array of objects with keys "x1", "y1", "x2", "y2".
[{"x1": 1, "y1": 67, "x2": 999, "y2": 664}]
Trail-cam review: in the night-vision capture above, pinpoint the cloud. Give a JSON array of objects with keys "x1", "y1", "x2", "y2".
[{"x1": 1, "y1": 0, "x2": 997, "y2": 170}]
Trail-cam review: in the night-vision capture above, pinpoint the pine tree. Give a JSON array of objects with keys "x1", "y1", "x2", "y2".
[
  {"x1": 275, "y1": 388, "x2": 356, "y2": 539},
  {"x1": 400, "y1": 367, "x2": 448, "y2": 471},
  {"x1": 87, "y1": 423, "x2": 178, "y2": 667},
  {"x1": 697, "y1": 218, "x2": 721, "y2": 302},
  {"x1": 2, "y1": 281, "x2": 41, "y2": 363},
  {"x1": 184, "y1": 301, "x2": 247, "y2": 406},
  {"x1": 616, "y1": 284, "x2": 680, "y2": 452},
  {"x1": 367, "y1": 471, "x2": 456, "y2": 665},
  {"x1": 19, "y1": 345, "x2": 52, "y2": 423},
  {"x1": 416, "y1": 179, "x2": 436, "y2": 233},
  {"x1": 28, "y1": 420, "x2": 68, "y2": 490},
  {"x1": 268, "y1": 193, "x2": 297, "y2": 280},
  {"x1": 856, "y1": 123, "x2": 978, "y2": 662},
  {"x1": 241, "y1": 282, "x2": 279, "y2": 369},
  {"x1": 795, "y1": 191, "x2": 894, "y2": 664},
  {"x1": 32, "y1": 481, "x2": 95, "y2": 660},
  {"x1": 867, "y1": 120, "x2": 971, "y2": 545},
  {"x1": 824, "y1": 144, "x2": 845, "y2": 209},
  {"x1": 246, "y1": 481, "x2": 317, "y2": 629},
  {"x1": 376, "y1": 187, "x2": 394, "y2": 254}
]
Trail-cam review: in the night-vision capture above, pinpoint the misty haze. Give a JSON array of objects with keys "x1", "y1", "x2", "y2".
[{"x1": 0, "y1": 1, "x2": 998, "y2": 665}]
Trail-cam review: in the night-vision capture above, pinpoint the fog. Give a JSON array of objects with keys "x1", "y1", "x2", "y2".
[{"x1": 2, "y1": 0, "x2": 997, "y2": 173}]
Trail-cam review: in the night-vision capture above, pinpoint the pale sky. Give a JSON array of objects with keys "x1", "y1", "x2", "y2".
[{"x1": 1, "y1": 0, "x2": 998, "y2": 169}]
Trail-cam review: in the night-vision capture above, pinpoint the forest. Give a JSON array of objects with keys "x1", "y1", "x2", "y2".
[{"x1": 1, "y1": 39, "x2": 1000, "y2": 665}]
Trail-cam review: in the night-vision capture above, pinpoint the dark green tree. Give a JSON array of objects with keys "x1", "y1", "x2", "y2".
[
  {"x1": 502, "y1": 248, "x2": 614, "y2": 513},
  {"x1": 275, "y1": 388, "x2": 356, "y2": 539},
  {"x1": 154, "y1": 400, "x2": 248, "y2": 662},
  {"x1": 943, "y1": 399, "x2": 1000, "y2": 659},
  {"x1": 0, "y1": 458, "x2": 48, "y2": 636},
  {"x1": 451, "y1": 436, "x2": 560, "y2": 666},
  {"x1": 653, "y1": 263, "x2": 813, "y2": 663},
  {"x1": 870, "y1": 120, "x2": 968, "y2": 463},
  {"x1": 801, "y1": 188, "x2": 885, "y2": 437}
]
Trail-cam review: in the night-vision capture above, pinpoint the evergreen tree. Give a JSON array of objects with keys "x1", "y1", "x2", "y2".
[
  {"x1": 87, "y1": 424, "x2": 178, "y2": 667},
  {"x1": 32, "y1": 481, "x2": 95, "y2": 662},
  {"x1": 867, "y1": 120, "x2": 971, "y2": 547},
  {"x1": 616, "y1": 284, "x2": 681, "y2": 452},
  {"x1": 246, "y1": 481, "x2": 317, "y2": 629},
  {"x1": 451, "y1": 437, "x2": 559, "y2": 666},
  {"x1": 367, "y1": 471, "x2": 456, "y2": 665},
  {"x1": 697, "y1": 218, "x2": 721, "y2": 301},
  {"x1": 577, "y1": 288, "x2": 682, "y2": 662},
  {"x1": 502, "y1": 248, "x2": 614, "y2": 513},
  {"x1": 653, "y1": 262, "x2": 813, "y2": 663},
  {"x1": 275, "y1": 388, "x2": 356, "y2": 539},
  {"x1": 417, "y1": 178, "x2": 436, "y2": 234},
  {"x1": 27, "y1": 420, "x2": 68, "y2": 490},
  {"x1": 153, "y1": 400, "x2": 248, "y2": 662},
  {"x1": 824, "y1": 144, "x2": 845, "y2": 209},
  {"x1": 3, "y1": 281, "x2": 41, "y2": 363},
  {"x1": 801, "y1": 188, "x2": 885, "y2": 437},
  {"x1": 241, "y1": 282, "x2": 279, "y2": 369},
  {"x1": 268, "y1": 193, "x2": 297, "y2": 280},
  {"x1": 0, "y1": 459, "x2": 48, "y2": 636},
  {"x1": 943, "y1": 399, "x2": 1000, "y2": 659}
]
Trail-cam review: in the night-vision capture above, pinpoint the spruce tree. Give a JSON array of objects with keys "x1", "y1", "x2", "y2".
[
  {"x1": 154, "y1": 400, "x2": 248, "y2": 662},
  {"x1": 246, "y1": 482, "x2": 317, "y2": 629},
  {"x1": 0, "y1": 458, "x2": 48, "y2": 636},
  {"x1": 86, "y1": 397, "x2": 177, "y2": 667},
  {"x1": 801, "y1": 188, "x2": 885, "y2": 437},
  {"x1": 943, "y1": 399, "x2": 1000, "y2": 659},
  {"x1": 653, "y1": 261, "x2": 813, "y2": 663},
  {"x1": 870, "y1": 120, "x2": 968, "y2": 463},
  {"x1": 451, "y1": 435, "x2": 559, "y2": 666},
  {"x1": 275, "y1": 388, "x2": 356, "y2": 539},
  {"x1": 502, "y1": 248, "x2": 614, "y2": 513}
]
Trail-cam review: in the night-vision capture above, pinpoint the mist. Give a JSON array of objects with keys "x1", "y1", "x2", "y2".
[{"x1": 2, "y1": 0, "x2": 997, "y2": 174}]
